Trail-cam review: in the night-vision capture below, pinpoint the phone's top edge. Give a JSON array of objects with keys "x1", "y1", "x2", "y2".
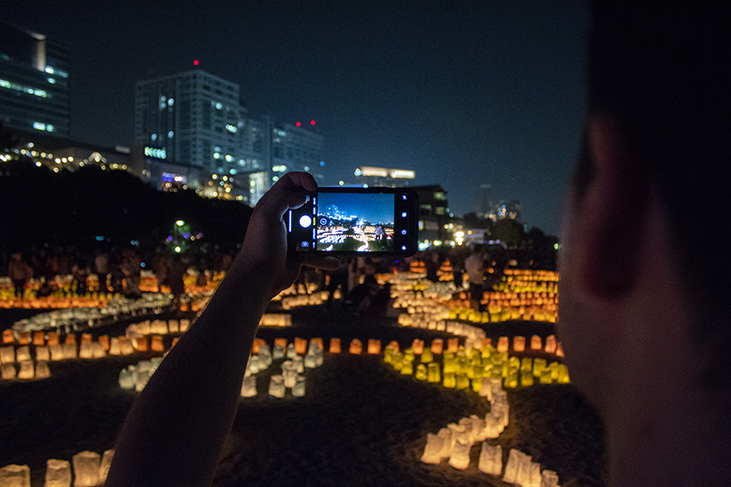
[{"x1": 314, "y1": 186, "x2": 417, "y2": 193}]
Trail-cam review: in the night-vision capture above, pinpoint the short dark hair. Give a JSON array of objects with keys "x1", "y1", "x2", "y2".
[{"x1": 581, "y1": 4, "x2": 731, "y2": 346}]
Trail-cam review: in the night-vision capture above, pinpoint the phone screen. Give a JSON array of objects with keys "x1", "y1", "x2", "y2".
[{"x1": 287, "y1": 187, "x2": 418, "y2": 256}]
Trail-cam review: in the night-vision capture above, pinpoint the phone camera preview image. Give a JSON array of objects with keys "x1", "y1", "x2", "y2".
[{"x1": 287, "y1": 188, "x2": 417, "y2": 256}]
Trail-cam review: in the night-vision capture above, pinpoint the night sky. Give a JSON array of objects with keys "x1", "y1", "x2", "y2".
[
  {"x1": 318, "y1": 192, "x2": 395, "y2": 225},
  {"x1": 4, "y1": 1, "x2": 589, "y2": 236}
]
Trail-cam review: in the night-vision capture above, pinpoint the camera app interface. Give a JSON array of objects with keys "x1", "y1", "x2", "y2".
[{"x1": 316, "y1": 192, "x2": 395, "y2": 252}]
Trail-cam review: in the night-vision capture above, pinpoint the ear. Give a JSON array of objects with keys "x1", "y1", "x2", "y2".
[{"x1": 572, "y1": 113, "x2": 650, "y2": 298}]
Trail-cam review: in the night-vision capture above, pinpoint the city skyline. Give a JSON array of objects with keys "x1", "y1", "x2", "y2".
[{"x1": 2, "y1": 2, "x2": 588, "y2": 236}]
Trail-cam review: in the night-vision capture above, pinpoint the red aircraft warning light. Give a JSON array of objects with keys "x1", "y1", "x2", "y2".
[
  {"x1": 193, "y1": 60, "x2": 199, "y2": 66},
  {"x1": 296, "y1": 122, "x2": 301, "y2": 127},
  {"x1": 311, "y1": 120, "x2": 316, "y2": 125}
]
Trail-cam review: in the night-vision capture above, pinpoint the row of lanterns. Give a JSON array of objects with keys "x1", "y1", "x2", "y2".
[{"x1": 0, "y1": 450, "x2": 113, "y2": 487}]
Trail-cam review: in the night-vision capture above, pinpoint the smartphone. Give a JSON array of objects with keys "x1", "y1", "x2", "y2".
[{"x1": 286, "y1": 187, "x2": 418, "y2": 256}]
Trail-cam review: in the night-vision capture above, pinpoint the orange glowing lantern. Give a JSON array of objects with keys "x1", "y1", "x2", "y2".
[
  {"x1": 412, "y1": 339, "x2": 424, "y2": 354},
  {"x1": 274, "y1": 338, "x2": 287, "y2": 350},
  {"x1": 133, "y1": 336, "x2": 148, "y2": 352},
  {"x1": 171, "y1": 337, "x2": 180, "y2": 348},
  {"x1": 18, "y1": 332, "x2": 30, "y2": 345},
  {"x1": 556, "y1": 342, "x2": 565, "y2": 357},
  {"x1": 252, "y1": 338, "x2": 266, "y2": 354},
  {"x1": 81, "y1": 333, "x2": 92, "y2": 345},
  {"x1": 530, "y1": 335, "x2": 542, "y2": 351},
  {"x1": 151, "y1": 335, "x2": 164, "y2": 352},
  {"x1": 447, "y1": 338, "x2": 459, "y2": 353},
  {"x1": 2, "y1": 329, "x2": 14, "y2": 344},
  {"x1": 64, "y1": 335, "x2": 76, "y2": 346},
  {"x1": 544, "y1": 335, "x2": 557, "y2": 354},
  {"x1": 387, "y1": 340, "x2": 400, "y2": 353},
  {"x1": 99, "y1": 335, "x2": 110, "y2": 351},
  {"x1": 513, "y1": 336, "x2": 526, "y2": 353},
  {"x1": 329, "y1": 338, "x2": 341, "y2": 353},
  {"x1": 431, "y1": 339, "x2": 443, "y2": 355},
  {"x1": 32, "y1": 332, "x2": 45, "y2": 346},
  {"x1": 349, "y1": 338, "x2": 363, "y2": 354},
  {"x1": 109, "y1": 338, "x2": 121, "y2": 355},
  {"x1": 367, "y1": 339, "x2": 381, "y2": 354},
  {"x1": 310, "y1": 337, "x2": 324, "y2": 351},
  {"x1": 294, "y1": 337, "x2": 308, "y2": 355},
  {"x1": 47, "y1": 333, "x2": 59, "y2": 347},
  {"x1": 496, "y1": 336, "x2": 509, "y2": 353}
]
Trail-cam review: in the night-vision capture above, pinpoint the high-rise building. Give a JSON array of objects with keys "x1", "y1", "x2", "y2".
[
  {"x1": 135, "y1": 69, "x2": 324, "y2": 205},
  {"x1": 0, "y1": 22, "x2": 70, "y2": 137}
]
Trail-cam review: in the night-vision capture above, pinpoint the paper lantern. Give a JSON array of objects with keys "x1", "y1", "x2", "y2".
[
  {"x1": 400, "y1": 361, "x2": 413, "y2": 375},
  {"x1": 349, "y1": 339, "x2": 363, "y2": 354},
  {"x1": 63, "y1": 343, "x2": 77, "y2": 360},
  {"x1": 286, "y1": 343, "x2": 298, "y2": 359},
  {"x1": 79, "y1": 343, "x2": 93, "y2": 359},
  {"x1": 421, "y1": 433, "x2": 446, "y2": 464},
  {"x1": 504, "y1": 371, "x2": 518, "y2": 389},
  {"x1": 544, "y1": 335, "x2": 557, "y2": 354},
  {"x1": 132, "y1": 336, "x2": 147, "y2": 352},
  {"x1": 0, "y1": 464, "x2": 30, "y2": 486},
  {"x1": 448, "y1": 435, "x2": 472, "y2": 470},
  {"x1": 98, "y1": 450, "x2": 114, "y2": 485},
  {"x1": 411, "y1": 339, "x2": 424, "y2": 355},
  {"x1": 329, "y1": 338, "x2": 341, "y2": 354},
  {"x1": 520, "y1": 357, "x2": 533, "y2": 373},
  {"x1": 171, "y1": 337, "x2": 180, "y2": 348},
  {"x1": 367, "y1": 339, "x2": 381, "y2": 355},
  {"x1": 274, "y1": 337, "x2": 287, "y2": 349},
  {"x1": 414, "y1": 364, "x2": 428, "y2": 381},
  {"x1": 2, "y1": 329, "x2": 14, "y2": 344},
  {"x1": 241, "y1": 375, "x2": 257, "y2": 397},
  {"x1": 471, "y1": 377, "x2": 482, "y2": 393},
  {"x1": 35, "y1": 345, "x2": 50, "y2": 362},
  {"x1": 520, "y1": 371, "x2": 534, "y2": 387},
  {"x1": 455, "y1": 373, "x2": 469, "y2": 390},
  {"x1": 258, "y1": 345, "x2": 272, "y2": 368},
  {"x1": 496, "y1": 336, "x2": 509, "y2": 353},
  {"x1": 272, "y1": 344, "x2": 285, "y2": 359},
  {"x1": 45, "y1": 458, "x2": 72, "y2": 487},
  {"x1": 35, "y1": 361, "x2": 51, "y2": 379},
  {"x1": 294, "y1": 337, "x2": 308, "y2": 355},
  {"x1": 292, "y1": 375, "x2": 306, "y2": 397},
  {"x1": 293, "y1": 356, "x2": 304, "y2": 373},
  {"x1": 32, "y1": 331, "x2": 45, "y2": 346},
  {"x1": 557, "y1": 364, "x2": 570, "y2": 383},
  {"x1": 65, "y1": 335, "x2": 76, "y2": 346},
  {"x1": 530, "y1": 335, "x2": 542, "y2": 351},
  {"x1": 98, "y1": 335, "x2": 110, "y2": 351},
  {"x1": 49, "y1": 345, "x2": 64, "y2": 361},
  {"x1": 268, "y1": 374, "x2": 285, "y2": 398},
  {"x1": 252, "y1": 338, "x2": 265, "y2": 354},
  {"x1": 72, "y1": 450, "x2": 101, "y2": 487},
  {"x1": 427, "y1": 363, "x2": 441, "y2": 383},
  {"x1": 309, "y1": 338, "x2": 324, "y2": 352},
  {"x1": 134, "y1": 365, "x2": 152, "y2": 392},
  {"x1": 91, "y1": 343, "x2": 106, "y2": 359},
  {"x1": 304, "y1": 353, "x2": 317, "y2": 369},
  {"x1": 0, "y1": 346, "x2": 15, "y2": 364},
  {"x1": 447, "y1": 338, "x2": 459, "y2": 353},
  {"x1": 18, "y1": 331, "x2": 30, "y2": 345},
  {"x1": 81, "y1": 333, "x2": 92, "y2": 344},
  {"x1": 420, "y1": 348, "x2": 434, "y2": 364},
  {"x1": 384, "y1": 340, "x2": 398, "y2": 354},
  {"x1": 247, "y1": 355, "x2": 262, "y2": 374},
  {"x1": 1, "y1": 363, "x2": 16, "y2": 380},
  {"x1": 167, "y1": 320, "x2": 178, "y2": 333},
  {"x1": 556, "y1": 342, "x2": 565, "y2": 357},
  {"x1": 282, "y1": 361, "x2": 297, "y2": 387},
  {"x1": 541, "y1": 469, "x2": 560, "y2": 487},
  {"x1": 443, "y1": 372, "x2": 457, "y2": 388},
  {"x1": 512, "y1": 336, "x2": 525, "y2": 352},
  {"x1": 478, "y1": 442, "x2": 502, "y2": 476},
  {"x1": 109, "y1": 338, "x2": 121, "y2": 355},
  {"x1": 179, "y1": 319, "x2": 191, "y2": 332},
  {"x1": 47, "y1": 332, "x2": 60, "y2": 347},
  {"x1": 431, "y1": 339, "x2": 443, "y2": 355},
  {"x1": 150, "y1": 335, "x2": 164, "y2": 352}
]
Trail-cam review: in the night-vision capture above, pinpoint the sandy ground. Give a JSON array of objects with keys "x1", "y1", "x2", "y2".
[{"x1": 0, "y1": 305, "x2": 605, "y2": 486}]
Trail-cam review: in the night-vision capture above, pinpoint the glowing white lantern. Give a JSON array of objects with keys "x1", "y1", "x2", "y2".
[
  {"x1": 16, "y1": 346, "x2": 31, "y2": 362},
  {"x1": 35, "y1": 361, "x2": 51, "y2": 379},
  {"x1": 91, "y1": 343, "x2": 106, "y2": 359},
  {"x1": 293, "y1": 356, "x2": 304, "y2": 373},
  {"x1": 72, "y1": 450, "x2": 101, "y2": 487},
  {"x1": 448, "y1": 434, "x2": 472, "y2": 470},
  {"x1": 478, "y1": 442, "x2": 502, "y2": 476},
  {"x1": 49, "y1": 345, "x2": 64, "y2": 361},
  {"x1": 282, "y1": 361, "x2": 297, "y2": 388},
  {"x1": 120, "y1": 339, "x2": 134, "y2": 355},
  {"x1": 304, "y1": 353, "x2": 317, "y2": 369},
  {"x1": 529, "y1": 461, "x2": 542, "y2": 487},
  {"x1": 138, "y1": 321, "x2": 151, "y2": 335},
  {"x1": 35, "y1": 346, "x2": 50, "y2": 362},
  {"x1": 241, "y1": 375, "x2": 257, "y2": 397},
  {"x1": 502, "y1": 449, "x2": 531, "y2": 485},
  {"x1": 467, "y1": 415, "x2": 486, "y2": 442},
  {"x1": 268, "y1": 374, "x2": 285, "y2": 398},
  {"x1": 292, "y1": 375, "x2": 305, "y2": 397},
  {"x1": 17, "y1": 360, "x2": 34, "y2": 379},
  {"x1": 134, "y1": 362, "x2": 152, "y2": 392},
  {"x1": 45, "y1": 458, "x2": 72, "y2": 487},
  {"x1": 481, "y1": 414, "x2": 503, "y2": 439},
  {"x1": 420, "y1": 433, "x2": 446, "y2": 464},
  {"x1": 108, "y1": 338, "x2": 121, "y2": 355},
  {"x1": 0, "y1": 464, "x2": 30, "y2": 486},
  {"x1": 272, "y1": 344, "x2": 285, "y2": 359},
  {"x1": 286, "y1": 343, "x2": 297, "y2": 359},
  {"x1": 247, "y1": 355, "x2": 262, "y2": 374},
  {"x1": 119, "y1": 368, "x2": 134, "y2": 389},
  {"x1": 98, "y1": 450, "x2": 114, "y2": 485},
  {"x1": 436, "y1": 427, "x2": 454, "y2": 458},
  {"x1": 0, "y1": 346, "x2": 15, "y2": 364},
  {"x1": 1, "y1": 363, "x2": 16, "y2": 380},
  {"x1": 154, "y1": 320, "x2": 169, "y2": 335},
  {"x1": 79, "y1": 343, "x2": 93, "y2": 359},
  {"x1": 541, "y1": 469, "x2": 559, "y2": 487}
]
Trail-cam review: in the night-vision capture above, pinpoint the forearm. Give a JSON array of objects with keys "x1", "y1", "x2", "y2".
[{"x1": 106, "y1": 258, "x2": 274, "y2": 487}]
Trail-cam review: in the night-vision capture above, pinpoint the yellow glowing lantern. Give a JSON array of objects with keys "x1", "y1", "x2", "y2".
[
  {"x1": 427, "y1": 362, "x2": 441, "y2": 383},
  {"x1": 530, "y1": 335, "x2": 542, "y2": 351},
  {"x1": 504, "y1": 371, "x2": 518, "y2": 388},
  {"x1": 431, "y1": 339, "x2": 444, "y2": 355},
  {"x1": 532, "y1": 358, "x2": 547, "y2": 377},
  {"x1": 151, "y1": 335, "x2": 164, "y2": 352},
  {"x1": 520, "y1": 357, "x2": 532, "y2": 373},
  {"x1": 443, "y1": 357, "x2": 458, "y2": 374},
  {"x1": 447, "y1": 338, "x2": 459, "y2": 353},
  {"x1": 2, "y1": 329, "x2": 14, "y2": 344},
  {"x1": 367, "y1": 339, "x2": 381, "y2": 354},
  {"x1": 456, "y1": 373, "x2": 470, "y2": 390},
  {"x1": 0, "y1": 464, "x2": 30, "y2": 485},
  {"x1": 294, "y1": 337, "x2": 308, "y2": 355},
  {"x1": 513, "y1": 336, "x2": 525, "y2": 353},
  {"x1": 329, "y1": 338, "x2": 341, "y2": 353},
  {"x1": 496, "y1": 336, "x2": 509, "y2": 353},
  {"x1": 45, "y1": 458, "x2": 71, "y2": 487},
  {"x1": 400, "y1": 361, "x2": 413, "y2": 375},
  {"x1": 349, "y1": 339, "x2": 363, "y2": 354},
  {"x1": 544, "y1": 335, "x2": 557, "y2": 354},
  {"x1": 411, "y1": 339, "x2": 424, "y2": 354},
  {"x1": 415, "y1": 364, "x2": 428, "y2": 381},
  {"x1": 443, "y1": 372, "x2": 457, "y2": 388},
  {"x1": 557, "y1": 364, "x2": 570, "y2": 383},
  {"x1": 520, "y1": 371, "x2": 534, "y2": 387},
  {"x1": 403, "y1": 348, "x2": 415, "y2": 362},
  {"x1": 508, "y1": 356, "x2": 520, "y2": 370},
  {"x1": 539, "y1": 369, "x2": 553, "y2": 384},
  {"x1": 471, "y1": 378, "x2": 482, "y2": 393},
  {"x1": 420, "y1": 348, "x2": 434, "y2": 363},
  {"x1": 549, "y1": 362, "x2": 559, "y2": 380},
  {"x1": 47, "y1": 332, "x2": 59, "y2": 347}
]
